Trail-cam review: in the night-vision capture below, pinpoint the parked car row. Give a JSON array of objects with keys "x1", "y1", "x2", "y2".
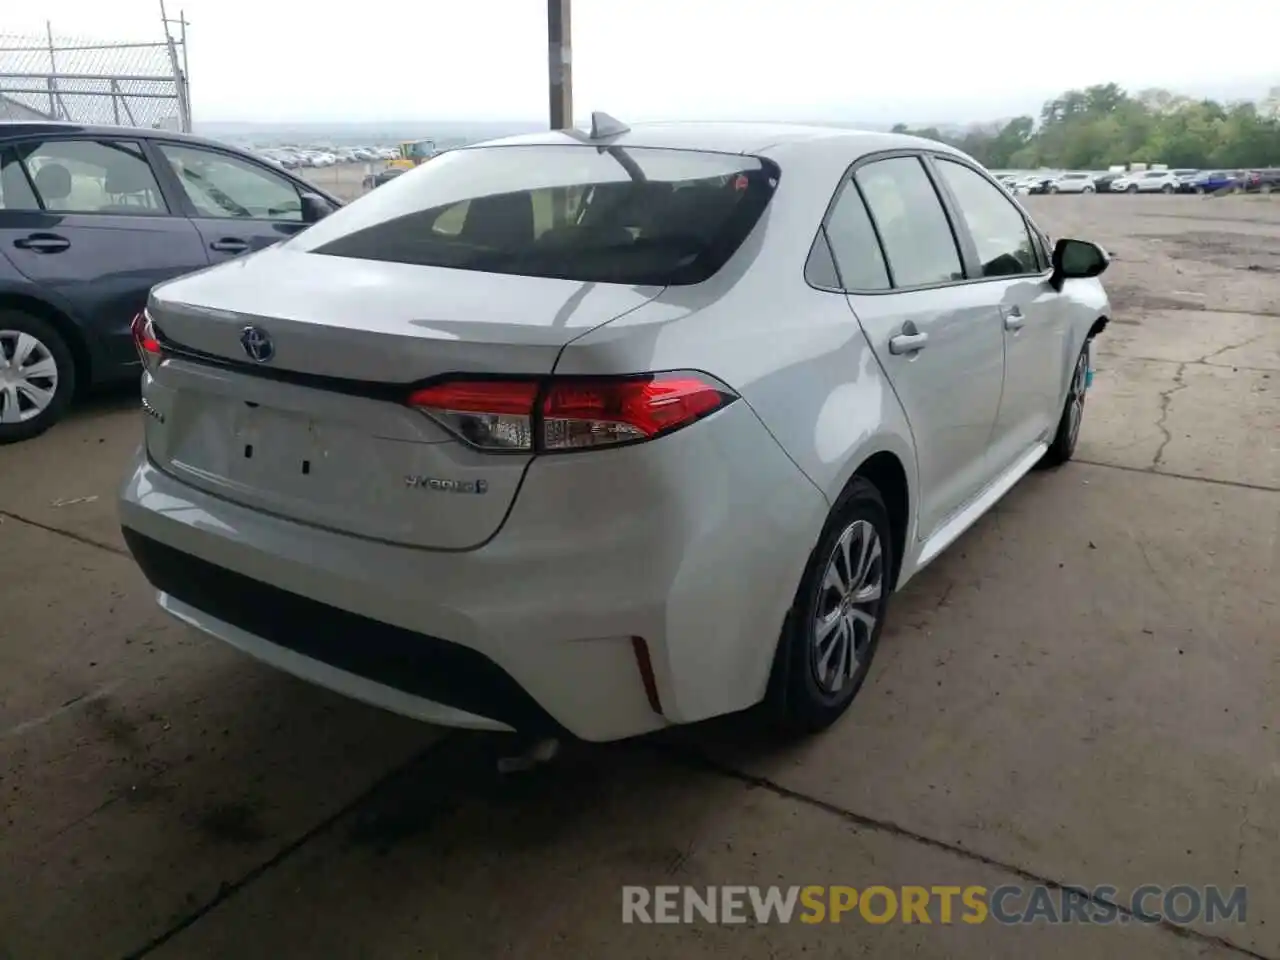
[
  {"x1": 996, "y1": 167, "x2": 1280, "y2": 196},
  {"x1": 256, "y1": 145, "x2": 399, "y2": 169}
]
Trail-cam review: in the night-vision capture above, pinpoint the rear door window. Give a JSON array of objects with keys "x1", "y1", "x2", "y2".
[
  {"x1": 295, "y1": 145, "x2": 780, "y2": 286},
  {"x1": 15, "y1": 139, "x2": 168, "y2": 214},
  {"x1": 0, "y1": 147, "x2": 39, "y2": 210},
  {"x1": 156, "y1": 143, "x2": 304, "y2": 221},
  {"x1": 854, "y1": 156, "x2": 964, "y2": 288}
]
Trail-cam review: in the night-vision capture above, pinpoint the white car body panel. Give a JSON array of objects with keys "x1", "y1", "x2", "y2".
[{"x1": 122, "y1": 385, "x2": 828, "y2": 740}]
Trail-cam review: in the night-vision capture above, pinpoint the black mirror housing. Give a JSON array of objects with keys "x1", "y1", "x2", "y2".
[
  {"x1": 1050, "y1": 237, "x2": 1110, "y2": 291},
  {"x1": 300, "y1": 192, "x2": 337, "y2": 224}
]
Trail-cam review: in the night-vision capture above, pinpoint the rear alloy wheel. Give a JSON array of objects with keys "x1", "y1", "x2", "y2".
[
  {"x1": 771, "y1": 477, "x2": 893, "y2": 733},
  {"x1": 0, "y1": 312, "x2": 76, "y2": 444},
  {"x1": 1041, "y1": 343, "x2": 1090, "y2": 467}
]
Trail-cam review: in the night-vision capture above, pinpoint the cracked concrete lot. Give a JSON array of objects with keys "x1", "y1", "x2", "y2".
[{"x1": 1, "y1": 193, "x2": 1277, "y2": 960}]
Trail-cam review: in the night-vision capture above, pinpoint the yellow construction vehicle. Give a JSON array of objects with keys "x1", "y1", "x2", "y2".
[{"x1": 388, "y1": 139, "x2": 438, "y2": 170}]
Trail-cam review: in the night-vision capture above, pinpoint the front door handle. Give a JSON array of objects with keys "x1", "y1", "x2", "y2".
[
  {"x1": 1003, "y1": 306, "x2": 1025, "y2": 330},
  {"x1": 13, "y1": 233, "x2": 70, "y2": 254},
  {"x1": 888, "y1": 331, "x2": 929, "y2": 355},
  {"x1": 210, "y1": 238, "x2": 250, "y2": 253}
]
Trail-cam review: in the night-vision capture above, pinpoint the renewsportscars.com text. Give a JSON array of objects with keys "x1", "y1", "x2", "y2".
[{"x1": 621, "y1": 884, "x2": 1247, "y2": 926}]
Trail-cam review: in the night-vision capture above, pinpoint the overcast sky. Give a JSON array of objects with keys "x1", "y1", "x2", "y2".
[{"x1": 10, "y1": 0, "x2": 1279, "y2": 124}]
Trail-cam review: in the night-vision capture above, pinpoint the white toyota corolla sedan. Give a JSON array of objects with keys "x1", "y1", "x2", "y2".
[{"x1": 119, "y1": 117, "x2": 1111, "y2": 742}]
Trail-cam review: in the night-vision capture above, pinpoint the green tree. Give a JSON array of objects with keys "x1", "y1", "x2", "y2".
[{"x1": 890, "y1": 82, "x2": 1280, "y2": 170}]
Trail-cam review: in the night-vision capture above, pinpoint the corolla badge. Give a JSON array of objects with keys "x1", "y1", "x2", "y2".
[{"x1": 240, "y1": 325, "x2": 274, "y2": 363}]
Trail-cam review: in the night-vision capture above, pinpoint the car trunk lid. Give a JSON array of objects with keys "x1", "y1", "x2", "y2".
[{"x1": 143, "y1": 248, "x2": 662, "y2": 550}]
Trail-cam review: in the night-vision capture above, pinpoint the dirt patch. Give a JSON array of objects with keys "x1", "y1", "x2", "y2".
[
  {"x1": 1149, "y1": 230, "x2": 1280, "y2": 273},
  {"x1": 80, "y1": 695, "x2": 139, "y2": 748},
  {"x1": 196, "y1": 800, "x2": 268, "y2": 845},
  {"x1": 1103, "y1": 286, "x2": 1205, "y2": 313}
]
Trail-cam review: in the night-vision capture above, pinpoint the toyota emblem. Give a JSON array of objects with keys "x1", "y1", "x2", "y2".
[{"x1": 240, "y1": 325, "x2": 274, "y2": 363}]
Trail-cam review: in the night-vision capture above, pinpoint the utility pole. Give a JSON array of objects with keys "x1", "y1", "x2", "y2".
[{"x1": 547, "y1": 0, "x2": 572, "y2": 130}]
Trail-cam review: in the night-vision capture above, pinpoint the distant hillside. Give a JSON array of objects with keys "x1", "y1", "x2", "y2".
[
  {"x1": 195, "y1": 119, "x2": 549, "y2": 148},
  {"x1": 194, "y1": 117, "x2": 906, "y2": 148}
]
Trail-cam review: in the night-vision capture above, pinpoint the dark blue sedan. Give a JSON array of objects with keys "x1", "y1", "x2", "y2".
[
  {"x1": 1180, "y1": 170, "x2": 1238, "y2": 194},
  {"x1": 0, "y1": 122, "x2": 341, "y2": 442}
]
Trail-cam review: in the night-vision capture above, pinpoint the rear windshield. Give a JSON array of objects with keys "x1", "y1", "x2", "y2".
[{"x1": 293, "y1": 144, "x2": 780, "y2": 286}]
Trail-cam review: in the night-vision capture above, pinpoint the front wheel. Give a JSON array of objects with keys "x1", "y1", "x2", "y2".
[
  {"x1": 1126, "y1": 184, "x2": 1139, "y2": 194},
  {"x1": 770, "y1": 477, "x2": 893, "y2": 734},
  {"x1": 1161, "y1": 183, "x2": 1174, "y2": 194},
  {"x1": 1040, "y1": 343, "x2": 1090, "y2": 468},
  {"x1": 1049, "y1": 185, "x2": 1060, "y2": 194},
  {"x1": 1082, "y1": 185, "x2": 1095, "y2": 194},
  {"x1": 0, "y1": 311, "x2": 76, "y2": 444}
]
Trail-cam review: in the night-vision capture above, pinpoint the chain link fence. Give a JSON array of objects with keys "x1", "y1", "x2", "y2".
[{"x1": 0, "y1": 24, "x2": 190, "y2": 131}]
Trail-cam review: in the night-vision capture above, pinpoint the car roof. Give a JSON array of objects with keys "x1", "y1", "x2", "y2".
[
  {"x1": 0, "y1": 120, "x2": 244, "y2": 151},
  {"x1": 467, "y1": 121, "x2": 967, "y2": 164},
  {"x1": 0, "y1": 120, "x2": 341, "y2": 203}
]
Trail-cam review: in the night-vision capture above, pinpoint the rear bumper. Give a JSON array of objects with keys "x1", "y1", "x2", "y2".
[
  {"x1": 119, "y1": 401, "x2": 829, "y2": 741},
  {"x1": 122, "y1": 527, "x2": 554, "y2": 734}
]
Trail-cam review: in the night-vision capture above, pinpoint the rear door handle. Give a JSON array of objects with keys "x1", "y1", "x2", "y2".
[
  {"x1": 210, "y1": 238, "x2": 250, "y2": 253},
  {"x1": 13, "y1": 233, "x2": 70, "y2": 254},
  {"x1": 1003, "y1": 306, "x2": 1025, "y2": 330},
  {"x1": 888, "y1": 331, "x2": 929, "y2": 355}
]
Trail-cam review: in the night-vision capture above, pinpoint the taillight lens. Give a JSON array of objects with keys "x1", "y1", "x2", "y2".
[
  {"x1": 407, "y1": 372, "x2": 736, "y2": 453},
  {"x1": 406, "y1": 380, "x2": 539, "y2": 451},
  {"x1": 541, "y1": 375, "x2": 731, "y2": 450},
  {"x1": 130, "y1": 311, "x2": 163, "y2": 373}
]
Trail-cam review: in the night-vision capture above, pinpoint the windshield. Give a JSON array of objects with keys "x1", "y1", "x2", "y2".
[{"x1": 294, "y1": 144, "x2": 781, "y2": 286}]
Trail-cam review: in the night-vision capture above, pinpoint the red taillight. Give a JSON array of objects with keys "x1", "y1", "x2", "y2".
[
  {"x1": 542, "y1": 375, "x2": 730, "y2": 450},
  {"x1": 406, "y1": 380, "x2": 539, "y2": 451},
  {"x1": 130, "y1": 311, "x2": 163, "y2": 371},
  {"x1": 406, "y1": 372, "x2": 736, "y2": 453}
]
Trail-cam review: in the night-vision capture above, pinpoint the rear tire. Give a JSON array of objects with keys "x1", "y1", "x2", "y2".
[
  {"x1": 769, "y1": 477, "x2": 894, "y2": 734},
  {"x1": 0, "y1": 311, "x2": 76, "y2": 444},
  {"x1": 1040, "y1": 343, "x2": 1090, "y2": 468}
]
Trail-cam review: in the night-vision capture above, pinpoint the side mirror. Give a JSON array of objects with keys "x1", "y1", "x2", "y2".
[
  {"x1": 1050, "y1": 237, "x2": 1109, "y2": 291},
  {"x1": 300, "y1": 192, "x2": 337, "y2": 224}
]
